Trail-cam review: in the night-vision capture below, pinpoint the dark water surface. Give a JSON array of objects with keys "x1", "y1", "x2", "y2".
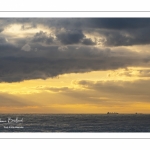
[{"x1": 0, "y1": 114, "x2": 150, "y2": 132}]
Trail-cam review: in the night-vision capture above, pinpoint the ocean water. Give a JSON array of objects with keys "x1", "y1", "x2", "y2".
[{"x1": 0, "y1": 114, "x2": 150, "y2": 132}]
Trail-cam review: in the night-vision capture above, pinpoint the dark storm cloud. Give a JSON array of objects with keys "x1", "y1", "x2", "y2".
[
  {"x1": 0, "y1": 28, "x2": 3, "y2": 32},
  {"x1": 1, "y1": 18, "x2": 150, "y2": 30},
  {"x1": 9, "y1": 18, "x2": 149, "y2": 30},
  {"x1": 32, "y1": 31, "x2": 54, "y2": 44},
  {"x1": 81, "y1": 38, "x2": 96, "y2": 45},
  {"x1": 84, "y1": 18, "x2": 150, "y2": 30},
  {"x1": 0, "y1": 44, "x2": 149, "y2": 82},
  {"x1": 56, "y1": 30, "x2": 84, "y2": 44},
  {"x1": 56, "y1": 29, "x2": 96, "y2": 45},
  {"x1": 1, "y1": 18, "x2": 150, "y2": 82},
  {"x1": 0, "y1": 36, "x2": 7, "y2": 44},
  {"x1": 0, "y1": 42, "x2": 21, "y2": 57},
  {"x1": 51, "y1": 18, "x2": 150, "y2": 46},
  {"x1": 2, "y1": 18, "x2": 150, "y2": 46},
  {"x1": 99, "y1": 27, "x2": 150, "y2": 46}
]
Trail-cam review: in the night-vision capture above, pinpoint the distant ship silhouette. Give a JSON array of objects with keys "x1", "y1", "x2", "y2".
[
  {"x1": 107, "y1": 112, "x2": 118, "y2": 114},
  {"x1": 135, "y1": 112, "x2": 143, "y2": 115}
]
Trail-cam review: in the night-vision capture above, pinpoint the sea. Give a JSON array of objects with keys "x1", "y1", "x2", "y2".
[{"x1": 0, "y1": 114, "x2": 150, "y2": 132}]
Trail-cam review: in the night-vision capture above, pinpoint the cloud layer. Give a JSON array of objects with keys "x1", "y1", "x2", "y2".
[{"x1": 1, "y1": 18, "x2": 150, "y2": 82}]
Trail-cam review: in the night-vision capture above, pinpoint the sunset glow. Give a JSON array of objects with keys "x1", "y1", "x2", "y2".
[{"x1": 1, "y1": 18, "x2": 150, "y2": 113}]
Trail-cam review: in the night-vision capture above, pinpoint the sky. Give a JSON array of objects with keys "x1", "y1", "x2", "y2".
[{"x1": 1, "y1": 18, "x2": 150, "y2": 113}]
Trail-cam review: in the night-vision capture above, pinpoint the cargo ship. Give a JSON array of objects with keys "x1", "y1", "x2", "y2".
[{"x1": 107, "y1": 112, "x2": 119, "y2": 114}]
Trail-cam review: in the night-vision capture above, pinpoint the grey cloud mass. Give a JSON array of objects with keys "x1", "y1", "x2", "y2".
[
  {"x1": 82, "y1": 38, "x2": 96, "y2": 45},
  {"x1": 99, "y1": 27, "x2": 150, "y2": 46},
  {"x1": 76, "y1": 79, "x2": 150, "y2": 102},
  {"x1": 56, "y1": 30, "x2": 84, "y2": 44},
  {"x1": 1, "y1": 18, "x2": 150, "y2": 82},
  {"x1": 32, "y1": 31, "x2": 54, "y2": 44},
  {"x1": 0, "y1": 46, "x2": 149, "y2": 82},
  {"x1": 0, "y1": 28, "x2": 4, "y2": 33}
]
